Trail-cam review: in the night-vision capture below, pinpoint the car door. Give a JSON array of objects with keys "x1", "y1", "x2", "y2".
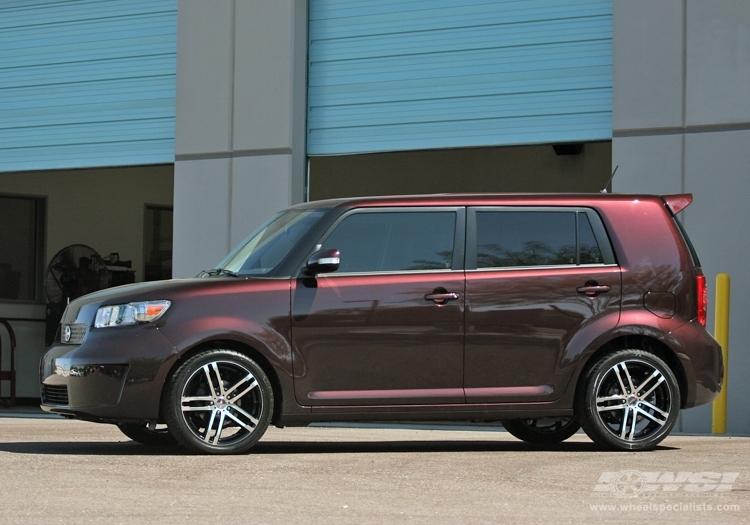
[
  {"x1": 291, "y1": 207, "x2": 466, "y2": 406},
  {"x1": 463, "y1": 207, "x2": 621, "y2": 403}
]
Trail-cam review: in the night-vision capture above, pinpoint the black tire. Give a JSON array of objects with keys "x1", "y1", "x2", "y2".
[
  {"x1": 164, "y1": 349, "x2": 273, "y2": 455},
  {"x1": 576, "y1": 349, "x2": 680, "y2": 451},
  {"x1": 117, "y1": 423, "x2": 178, "y2": 446},
  {"x1": 501, "y1": 417, "x2": 581, "y2": 444}
]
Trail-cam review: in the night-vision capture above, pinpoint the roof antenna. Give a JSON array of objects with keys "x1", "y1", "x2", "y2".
[{"x1": 600, "y1": 165, "x2": 618, "y2": 193}]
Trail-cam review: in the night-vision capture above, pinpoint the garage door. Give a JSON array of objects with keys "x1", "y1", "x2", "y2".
[
  {"x1": 0, "y1": 0, "x2": 176, "y2": 172},
  {"x1": 308, "y1": 0, "x2": 612, "y2": 156}
]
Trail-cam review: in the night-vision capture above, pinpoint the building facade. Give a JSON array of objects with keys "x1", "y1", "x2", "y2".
[{"x1": 1, "y1": 0, "x2": 747, "y2": 434}]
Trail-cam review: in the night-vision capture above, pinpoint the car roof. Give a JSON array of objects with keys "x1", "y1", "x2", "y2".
[{"x1": 289, "y1": 193, "x2": 671, "y2": 211}]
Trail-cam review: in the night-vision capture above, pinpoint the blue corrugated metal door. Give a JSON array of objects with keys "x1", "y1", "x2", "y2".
[
  {"x1": 0, "y1": 0, "x2": 177, "y2": 172},
  {"x1": 308, "y1": 0, "x2": 612, "y2": 156}
]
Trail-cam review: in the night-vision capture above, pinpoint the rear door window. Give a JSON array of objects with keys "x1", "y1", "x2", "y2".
[{"x1": 469, "y1": 208, "x2": 614, "y2": 269}]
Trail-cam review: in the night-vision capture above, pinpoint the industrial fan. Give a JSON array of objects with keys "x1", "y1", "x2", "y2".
[{"x1": 45, "y1": 244, "x2": 109, "y2": 345}]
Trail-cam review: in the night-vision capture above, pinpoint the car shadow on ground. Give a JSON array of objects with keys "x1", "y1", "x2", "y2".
[{"x1": 0, "y1": 439, "x2": 678, "y2": 456}]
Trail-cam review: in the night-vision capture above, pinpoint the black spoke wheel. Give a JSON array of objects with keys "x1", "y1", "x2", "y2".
[
  {"x1": 501, "y1": 417, "x2": 580, "y2": 444},
  {"x1": 117, "y1": 423, "x2": 177, "y2": 446},
  {"x1": 576, "y1": 349, "x2": 680, "y2": 451},
  {"x1": 165, "y1": 350, "x2": 273, "y2": 455}
]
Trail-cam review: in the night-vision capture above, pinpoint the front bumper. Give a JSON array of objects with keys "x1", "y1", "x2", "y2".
[{"x1": 40, "y1": 325, "x2": 178, "y2": 423}]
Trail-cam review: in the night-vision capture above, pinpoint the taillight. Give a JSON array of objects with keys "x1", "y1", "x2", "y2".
[{"x1": 696, "y1": 274, "x2": 707, "y2": 327}]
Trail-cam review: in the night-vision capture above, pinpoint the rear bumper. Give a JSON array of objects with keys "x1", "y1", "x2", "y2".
[{"x1": 664, "y1": 320, "x2": 723, "y2": 409}]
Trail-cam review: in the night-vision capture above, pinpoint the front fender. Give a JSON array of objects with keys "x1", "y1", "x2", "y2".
[
  {"x1": 152, "y1": 279, "x2": 306, "y2": 417},
  {"x1": 161, "y1": 317, "x2": 292, "y2": 375}
]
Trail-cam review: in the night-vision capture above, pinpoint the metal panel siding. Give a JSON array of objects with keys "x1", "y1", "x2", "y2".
[
  {"x1": 0, "y1": 0, "x2": 177, "y2": 172},
  {"x1": 308, "y1": 0, "x2": 612, "y2": 155}
]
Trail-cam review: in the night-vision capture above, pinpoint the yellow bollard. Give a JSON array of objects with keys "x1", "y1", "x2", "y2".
[{"x1": 711, "y1": 273, "x2": 730, "y2": 434}]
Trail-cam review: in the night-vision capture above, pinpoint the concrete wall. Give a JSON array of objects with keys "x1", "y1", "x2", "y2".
[
  {"x1": 173, "y1": 0, "x2": 308, "y2": 278},
  {"x1": 612, "y1": 0, "x2": 750, "y2": 434},
  {"x1": 0, "y1": 165, "x2": 174, "y2": 397}
]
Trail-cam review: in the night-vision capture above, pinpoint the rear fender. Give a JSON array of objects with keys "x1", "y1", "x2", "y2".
[{"x1": 558, "y1": 318, "x2": 688, "y2": 407}]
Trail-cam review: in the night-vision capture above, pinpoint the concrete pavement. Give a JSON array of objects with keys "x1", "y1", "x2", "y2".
[{"x1": 0, "y1": 417, "x2": 748, "y2": 524}]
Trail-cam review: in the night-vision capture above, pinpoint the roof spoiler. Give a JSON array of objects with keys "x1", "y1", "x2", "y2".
[{"x1": 662, "y1": 194, "x2": 693, "y2": 215}]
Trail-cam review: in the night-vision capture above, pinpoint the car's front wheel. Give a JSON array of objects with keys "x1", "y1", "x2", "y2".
[
  {"x1": 576, "y1": 349, "x2": 680, "y2": 451},
  {"x1": 164, "y1": 349, "x2": 274, "y2": 454},
  {"x1": 500, "y1": 417, "x2": 580, "y2": 444}
]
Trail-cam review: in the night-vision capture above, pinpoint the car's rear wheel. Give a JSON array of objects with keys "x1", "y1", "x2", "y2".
[
  {"x1": 117, "y1": 423, "x2": 177, "y2": 446},
  {"x1": 576, "y1": 349, "x2": 680, "y2": 451},
  {"x1": 500, "y1": 417, "x2": 580, "y2": 444},
  {"x1": 164, "y1": 349, "x2": 273, "y2": 455}
]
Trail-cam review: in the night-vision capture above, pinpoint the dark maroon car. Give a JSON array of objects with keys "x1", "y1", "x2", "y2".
[{"x1": 41, "y1": 194, "x2": 722, "y2": 454}]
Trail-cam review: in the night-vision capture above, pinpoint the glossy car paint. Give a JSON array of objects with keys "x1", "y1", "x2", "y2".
[
  {"x1": 42, "y1": 278, "x2": 300, "y2": 422},
  {"x1": 464, "y1": 265, "x2": 622, "y2": 403},
  {"x1": 292, "y1": 271, "x2": 465, "y2": 405},
  {"x1": 40, "y1": 193, "x2": 722, "y2": 429}
]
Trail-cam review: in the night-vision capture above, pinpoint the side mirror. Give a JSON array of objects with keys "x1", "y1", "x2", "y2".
[{"x1": 305, "y1": 248, "x2": 340, "y2": 275}]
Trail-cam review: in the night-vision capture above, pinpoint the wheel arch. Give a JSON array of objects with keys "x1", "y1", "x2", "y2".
[
  {"x1": 159, "y1": 339, "x2": 285, "y2": 425},
  {"x1": 574, "y1": 334, "x2": 688, "y2": 410}
]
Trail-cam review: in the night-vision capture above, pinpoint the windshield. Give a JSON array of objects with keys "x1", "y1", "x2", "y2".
[{"x1": 213, "y1": 209, "x2": 325, "y2": 276}]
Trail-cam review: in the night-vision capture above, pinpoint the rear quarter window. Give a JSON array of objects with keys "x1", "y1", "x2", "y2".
[{"x1": 673, "y1": 215, "x2": 702, "y2": 268}]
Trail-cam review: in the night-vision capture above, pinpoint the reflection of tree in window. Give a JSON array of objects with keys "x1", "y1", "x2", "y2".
[
  {"x1": 580, "y1": 244, "x2": 602, "y2": 264},
  {"x1": 476, "y1": 212, "x2": 577, "y2": 269},
  {"x1": 478, "y1": 241, "x2": 576, "y2": 268},
  {"x1": 405, "y1": 250, "x2": 453, "y2": 270},
  {"x1": 578, "y1": 213, "x2": 603, "y2": 264}
]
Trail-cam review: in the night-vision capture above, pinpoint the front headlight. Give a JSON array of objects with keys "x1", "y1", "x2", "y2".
[{"x1": 94, "y1": 300, "x2": 171, "y2": 328}]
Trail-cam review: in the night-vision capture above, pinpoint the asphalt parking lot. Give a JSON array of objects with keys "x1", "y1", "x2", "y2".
[{"x1": 0, "y1": 414, "x2": 748, "y2": 524}]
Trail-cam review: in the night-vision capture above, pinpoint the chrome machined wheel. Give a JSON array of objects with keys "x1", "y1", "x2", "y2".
[
  {"x1": 166, "y1": 350, "x2": 273, "y2": 454},
  {"x1": 577, "y1": 350, "x2": 680, "y2": 451},
  {"x1": 596, "y1": 360, "x2": 670, "y2": 440}
]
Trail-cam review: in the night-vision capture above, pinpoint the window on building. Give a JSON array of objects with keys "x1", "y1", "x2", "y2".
[
  {"x1": 143, "y1": 205, "x2": 173, "y2": 282},
  {"x1": 0, "y1": 195, "x2": 45, "y2": 302}
]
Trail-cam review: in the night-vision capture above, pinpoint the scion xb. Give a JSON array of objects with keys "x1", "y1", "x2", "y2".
[{"x1": 40, "y1": 193, "x2": 722, "y2": 454}]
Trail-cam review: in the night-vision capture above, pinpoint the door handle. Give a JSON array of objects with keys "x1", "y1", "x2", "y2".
[
  {"x1": 576, "y1": 283, "x2": 611, "y2": 298},
  {"x1": 424, "y1": 291, "x2": 460, "y2": 304}
]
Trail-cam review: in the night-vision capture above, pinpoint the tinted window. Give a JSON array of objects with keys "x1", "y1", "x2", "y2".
[
  {"x1": 322, "y1": 211, "x2": 455, "y2": 273},
  {"x1": 673, "y1": 215, "x2": 701, "y2": 267},
  {"x1": 476, "y1": 212, "x2": 576, "y2": 268},
  {"x1": 579, "y1": 213, "x2": 603, "y2": 264}
]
